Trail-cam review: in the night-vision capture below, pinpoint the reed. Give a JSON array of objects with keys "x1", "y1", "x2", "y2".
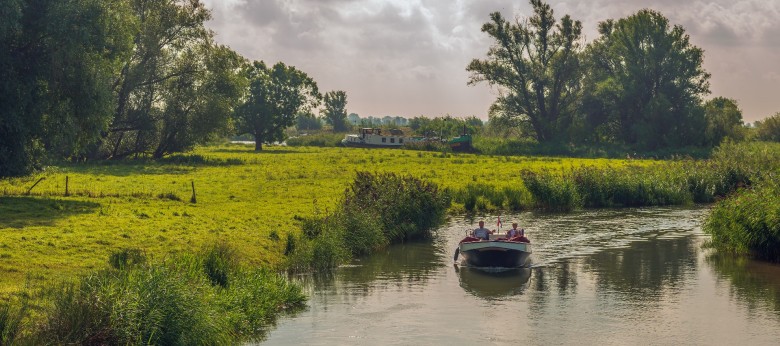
[
  {"x1": 704, "y1": 179, "x2": 780, "y2": 261},
  {"x1": 33, "y1": 245, "x2": 305, "y2": 345}
]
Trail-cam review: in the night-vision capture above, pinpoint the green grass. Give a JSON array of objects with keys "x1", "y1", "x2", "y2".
[{"x1": 0, "y1": 144, "x2": 654, "y2": 293}]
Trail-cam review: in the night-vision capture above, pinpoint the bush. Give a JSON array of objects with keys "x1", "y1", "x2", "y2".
[
  {"x1": 289, "y1": 172, "x2": 450, "y2": 271},
  {"x1": 285, "y1": 133, "x2": 344, "y2": 147}
]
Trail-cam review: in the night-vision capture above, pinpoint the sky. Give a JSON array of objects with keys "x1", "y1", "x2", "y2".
[{"x1": 201, "y1": 0, "x2": 780, "y2": 123}]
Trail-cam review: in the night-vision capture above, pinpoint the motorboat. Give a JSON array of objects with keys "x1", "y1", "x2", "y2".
[
  {"x1": 456, "y1": 233, "x2": 532, "y2": 268},
  {"x1": 341, "y1": 128, "x2": 405, "y2": 148}
]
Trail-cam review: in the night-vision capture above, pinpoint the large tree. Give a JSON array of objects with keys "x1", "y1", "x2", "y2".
[
  {"x1": 583, "y1": 10, "x2": 710, "y2": 149},
  {"x1": 101, "y1": 0, "x2": 215, "y2": 159},
  {"x1": 322, "y1": 90, "x2": 349, "y2": 132},
  {"x1": 0, "y1": 0, "x2": 134, "y2": 176},
  {"x1": 467, "y1": 0, "x2": 583, "y2": 143},
  {"x1": 235, "y1": 61, "x2": 320, "y2": 151}
]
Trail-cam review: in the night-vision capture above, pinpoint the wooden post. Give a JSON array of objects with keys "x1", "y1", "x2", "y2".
[
  {"x1": 190, "y1": 181, "x2": 197, "y2": 204},
  {"x1": 65, "y1": 176, "x2": 70, "y2": 196},
  {"x1": 26, "y1": 177, "x2": 45, "y2": 195}
]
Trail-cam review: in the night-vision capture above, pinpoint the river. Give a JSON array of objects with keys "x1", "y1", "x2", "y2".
[{"x1": 260, "y1": 207, "x2": 780, "y2": 345}]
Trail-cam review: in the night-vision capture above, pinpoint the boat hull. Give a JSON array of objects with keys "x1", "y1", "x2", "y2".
[{"x1": 458, "y1": 241, "x2": 531, "y2": 268}]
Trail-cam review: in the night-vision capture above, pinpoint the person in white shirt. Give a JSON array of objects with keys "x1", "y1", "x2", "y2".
[{"x1": 472, "y1": 220, "x2": 493, "y2": 240}]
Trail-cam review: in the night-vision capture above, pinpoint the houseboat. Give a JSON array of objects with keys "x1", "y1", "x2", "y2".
[{"x1": 342, "y1": 128, "x2": 406, "y2": 148}]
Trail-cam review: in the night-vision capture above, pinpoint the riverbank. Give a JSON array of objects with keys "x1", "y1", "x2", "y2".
[{"x1": 0, "y1": 145, "x2": 657, "y2": 294}]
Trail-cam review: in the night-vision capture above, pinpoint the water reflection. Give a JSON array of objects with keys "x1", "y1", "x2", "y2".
[
  {"x1": 707, "y1": 253, "x2": 780, "y2": 317},
  {"x1": 454, "y1": 266, "x2": 532, "y2": 299},
  {"x1": 264, "y1": 207, "x2": 780, "y2": 345}
]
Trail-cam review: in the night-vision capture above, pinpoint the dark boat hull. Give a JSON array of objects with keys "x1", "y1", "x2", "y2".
[{"x1": 458, "y1": 241, "x2": 531, "y2": 268}]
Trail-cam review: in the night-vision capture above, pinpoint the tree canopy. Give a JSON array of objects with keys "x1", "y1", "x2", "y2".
[
  {"x1": 467, "y1": 0, "x2": 583, "y2": 143},
  {"x1": 235, "y1": 61, "x2": 320, "y2": 151},
  {"x1": 582, "y1": 9, "x2": 711, "y2": 149}
]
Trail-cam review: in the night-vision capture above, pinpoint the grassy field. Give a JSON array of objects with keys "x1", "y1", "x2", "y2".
[{"x1": 0, "y1": 144, "x2": 657, "y2": 294}]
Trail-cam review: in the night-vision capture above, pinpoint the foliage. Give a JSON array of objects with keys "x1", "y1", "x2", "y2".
[
  {"x1": 754, "y1": 112, "x2": 780, "y2": 142},
  {"x1": 0, "y1": 297, "x2": 28, "y2": 345},
  {"x1": 582, "y1": 9, "x2": 710, "y2": 149},
  {"x1": 467, "y1": 0, "x2": 583, "y2": 143},
  {"x1": 234, "y1": 61, "x2": 320, "y2": 151},
  {"x1": 35, "y1": 245, "x2": 305, "y2": 344},
  {"x1": 296, "y1": 111, "x2": 323, "y2": 131},
  {"x1": 321, "y1": 90, "x2": 349, "y2": 132},
  {"x1": 408, "y1": 116, "x2": 483, "y2": 139},
  {"x1": 703, "y1": 97, "x2": 745, "y2": 146},
  {"x1": 285, "y1": 132, "x2": 344, "y2": 147},
  {"x1": 289, "y1": 172, "x2": 450, "y2": 270},
  {"x1": 0, "y1": 0, "x2": 134, "y2": 176},
  {"x1": 705, "y1": 180, "x2": 780, "y2": 261}
]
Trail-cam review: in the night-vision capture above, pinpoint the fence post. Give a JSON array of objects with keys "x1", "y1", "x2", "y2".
[
  {"x1": 65, "y1": 176, "x2": 70, "y2": 196},
  {"x1": 190, "y1": 181, "x2": 197, "y2": 204},
  {"x1": 26, "y1": 177, "x2": 46, "y2": 195}
]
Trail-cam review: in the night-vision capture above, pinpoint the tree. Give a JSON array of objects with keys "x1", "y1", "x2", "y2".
[
  {"x1": 0, "y1": 0, "x2": 134, "y2": 176},
  {"x1": 703, "y1": 97, "x2": 744, "y2": 146},
  {"x1": 755, "y1": 112, "x2": 780, "y2": 142},
  {"x1": 151, "y1": 44, "x2": 247, "y2": 158},
  {"x1": 235, "y1": 61, "x2": 320, "y2": 151},
  {"x1": 101, "y1": 0, "x2": 214, "y2": 159},
  {"x1": 467, "y1": 0, "x2": 583, "y2": 143},
  {"x1": 322, "y1": 90, "x2": 349, "y2": 132},
  {"x1": 584, "y1": 10, "x2": 710, "y2": 149}
]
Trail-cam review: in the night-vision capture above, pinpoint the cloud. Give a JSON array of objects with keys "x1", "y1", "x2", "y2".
[{"x1": 201, "y1": 0, "x2": 780, "y2": 121}]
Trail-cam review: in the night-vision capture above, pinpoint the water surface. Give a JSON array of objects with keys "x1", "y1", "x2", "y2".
[{"x1": 262, "y1": 207, "x2": 780, "y2": 345}]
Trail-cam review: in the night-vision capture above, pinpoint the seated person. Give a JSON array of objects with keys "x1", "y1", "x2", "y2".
[
  {"x1": 506, "y1": 222, "x2": 524, "y2": 238},
  {"x1": 472, "y1": 220, "x2": 493, "y2": 240},
  {"x1": 507, "y1": 222, "x2": 530, "y2": 243}
]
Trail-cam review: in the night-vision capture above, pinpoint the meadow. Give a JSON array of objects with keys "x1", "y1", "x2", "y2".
[{"x1": 0, "y1": 145, "x2": 658, "y2": 294}]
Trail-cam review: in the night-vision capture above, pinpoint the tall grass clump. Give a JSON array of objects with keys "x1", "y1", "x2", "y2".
[
  {"x1": 289, "y1": 172, "x2": 450, "y2": 271},
  {"x1": 1, "y1": 298, "x2": 28, "y2": 345},
  {"x1": 36, "y1": 246, "x2": 305, "y2": 345},
  {"x1": 704, "y1": 179, "x2": 780, "y2": 261},
  {"x1": 452, "y1": 183, "x2": 527, "y2": 212},
  {"x1": 521, "y1": 170, "x2": 580, "y2": 212}
]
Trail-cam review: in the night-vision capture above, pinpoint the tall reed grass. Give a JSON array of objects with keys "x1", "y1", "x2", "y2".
[{"x1": 28, "y1": 245, "x2": 305, "y2": 345}]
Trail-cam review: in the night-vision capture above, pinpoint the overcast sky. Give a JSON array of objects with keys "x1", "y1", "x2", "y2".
[{"x1": 202, "y1": 0, "x2": 780, "y2": 122}]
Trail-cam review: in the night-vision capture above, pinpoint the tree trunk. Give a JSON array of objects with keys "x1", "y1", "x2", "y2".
[{"x1": 254, "y1": 132, "x2": 263, "y2": 151}]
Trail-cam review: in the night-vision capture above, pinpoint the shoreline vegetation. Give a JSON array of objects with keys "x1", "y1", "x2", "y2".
[{"x1": 1, "y1": 140, "x2": 779, "y2": 343}]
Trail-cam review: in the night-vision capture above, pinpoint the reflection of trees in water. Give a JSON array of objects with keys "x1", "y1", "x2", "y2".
[
  {"x1": 294, "y1": 240, "x2": 446, "y2": 302},
  {"x1": 707, "y1": 254, "x2": 780, "y2": 317},
  {"x1": 585, "y1": 236, "x2": 698, "y2": 303}
]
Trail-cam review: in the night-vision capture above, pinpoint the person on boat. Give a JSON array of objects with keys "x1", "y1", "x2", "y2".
[
  {"x1": 506, "y1": 222, "x2": 524, "y2": 239},
  {"x1": 507, "y1": 222, "x2": 530, "y2": 243},
  {"x1": 472, "y1": 221, "x2": 493, "y2": 240}
]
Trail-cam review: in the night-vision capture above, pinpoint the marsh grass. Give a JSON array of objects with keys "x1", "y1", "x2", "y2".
[
  {"x1": 34, "y1": 245, "x2": 305, "y2": 345},
  {"x1": 704, "y1": 179, "x2": 780, "y2": 261}
]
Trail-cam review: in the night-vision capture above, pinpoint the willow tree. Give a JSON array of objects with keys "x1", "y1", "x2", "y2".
[
  {"x1": 235, "y1": 61, "x2": 320, "y2": 151},
  {"x1": 467, "y1": 0, "x2": 583, "y2": 143}
]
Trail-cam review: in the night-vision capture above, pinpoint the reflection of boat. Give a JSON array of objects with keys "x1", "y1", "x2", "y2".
[
  {"x1": 456, "y1": 266, "x2": 532, "y2": 298},
  {"x1": 458, "y1": 234, "x2": 532, "y2": 268},
  {"x1": 342, "y1": 128, "x2": 405, "y2": 148}
]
